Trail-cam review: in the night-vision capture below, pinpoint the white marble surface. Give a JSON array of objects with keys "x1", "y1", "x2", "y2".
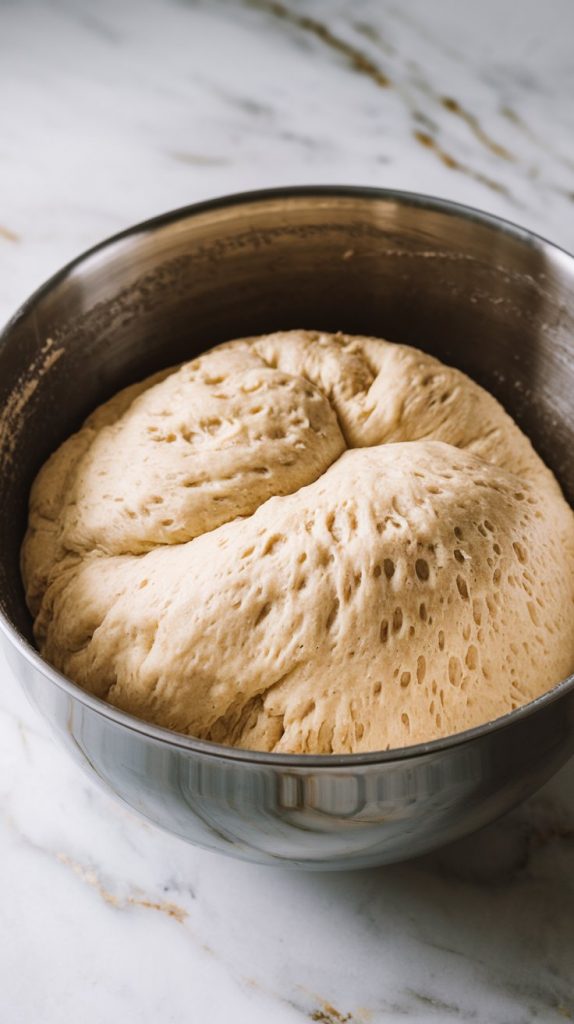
[{"x1": 1, "y1": 1, "x2": 574, "y2": 1021}]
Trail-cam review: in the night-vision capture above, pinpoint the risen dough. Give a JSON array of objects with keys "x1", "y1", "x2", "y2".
[{"x1": 22, "y1": 331, "x2": 574, "y2": 753}]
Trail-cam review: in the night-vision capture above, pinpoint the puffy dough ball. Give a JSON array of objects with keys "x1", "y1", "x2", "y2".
[{"x1": 22, "y1": 331, "x2": 574, "y2": 753}]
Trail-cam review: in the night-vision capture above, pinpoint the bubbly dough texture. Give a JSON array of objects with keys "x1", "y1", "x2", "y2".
[{"x1": 22, "y1": 331, "x2": 574, "y2": 753}]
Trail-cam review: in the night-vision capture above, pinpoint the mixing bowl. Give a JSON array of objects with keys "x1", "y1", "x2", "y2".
[{"x1": 1, "y1": 187, "x2": 573, "y2": 869}]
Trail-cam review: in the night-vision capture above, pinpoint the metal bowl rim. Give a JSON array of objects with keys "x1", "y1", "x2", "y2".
[{"x1": 2, "y1": 183, "x2": 574, "y2": 768}]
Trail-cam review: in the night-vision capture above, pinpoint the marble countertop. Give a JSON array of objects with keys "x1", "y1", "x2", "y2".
[{"x1": 1, "y1": 1, "x2": 574, "y2": 1020}]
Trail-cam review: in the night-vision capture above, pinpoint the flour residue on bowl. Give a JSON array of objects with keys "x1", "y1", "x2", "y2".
[{"x1": 0, "y1": 337, "x2": 64, "y2": 469}]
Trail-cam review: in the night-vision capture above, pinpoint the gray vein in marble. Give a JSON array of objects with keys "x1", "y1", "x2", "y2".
[
  {"x1": 499, "y1": 105, "x2": 574, "y2": 176},
  {"x1": 405, "y1": 989, "x2": 476, "y2": 1019},
  {"x1": 49, "y1": 0, "x2": 125, "y2": 44},
  {"x1": 190, "y1": 72, "x2": 277, "y2": 119},
  {"x1": 277, "y1": 129, "x2": 337, "y2": 153},
  {"x1": 168, "y1": 150, "x2": 231, "y2": 166},
  {"x1": 352, "y1": 18, "x2": 396, "y2": 58},
  {"x1": 386, "y1": 2, "x2": 466, "y2": 66}
]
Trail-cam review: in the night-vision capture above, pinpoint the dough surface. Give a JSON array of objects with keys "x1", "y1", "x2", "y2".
[{"x1": 22, "y1": 331, "x2": 574, "y2": 753}]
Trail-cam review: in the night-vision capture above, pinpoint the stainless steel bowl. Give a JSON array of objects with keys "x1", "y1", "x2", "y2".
[{"x1": 1, "y1": 187, "x2": 574, "y2": 870}]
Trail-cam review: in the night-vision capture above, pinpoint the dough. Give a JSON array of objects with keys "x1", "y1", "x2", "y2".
[{"x1": 22, "y1": 331, "x2": 574, "y2": 753}]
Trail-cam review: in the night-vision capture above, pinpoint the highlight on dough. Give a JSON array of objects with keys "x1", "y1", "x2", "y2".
[{"x1": 21, "y1": 331, "x2": 574, "y2": 754}]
